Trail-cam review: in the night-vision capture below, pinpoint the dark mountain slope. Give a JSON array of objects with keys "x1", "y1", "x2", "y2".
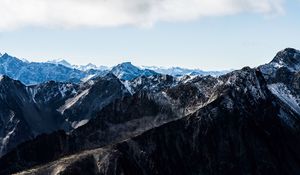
[
  {"x1": 0, "y1": 73, "x2": 216, "y2": 174},
  {"x1": 0, "y1": 90, "x2": 179, "y2": 174},
  {"x1": 0, "y1": 74, "x2": 130, "y2": 158},
  {"x1": 52, "y1": 68, "x2": 300, "y2": 175},
  {"x1": 59, "y1": 73, "x2": 131, "y2": 126},
  {"x1": 4, "y1": 67, "x2": 300, "y2": 175}
]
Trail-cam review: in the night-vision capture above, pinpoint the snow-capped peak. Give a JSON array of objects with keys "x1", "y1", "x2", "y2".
[
  {"x1": 111, "y1": 62, "x2": 157, "y2": 80},
  {"x1": 259, "y1": 48, "x2": 300, "y2": 77},
  {"x1": 0, "y1": 53, "x2": 11, "y2": 59},
  {"x1": 86, "y1": 63, "x2": 97, "y2": 69},
  {"x1": 47, "y1": 59, "x2": 73, "y2": 68},
  {"x1": 73, "y1": 63, "x2": 108, "y2": 71},
  {"x1": 270, "y1": 48, "x2": 300, "y2": 71},
  {"x1": 116, "y1": 62, "x2": 136, "y2": 69},
  {"x1": 47, "y1": 59, "x2": 108, "y2": 71},
  {"x1": 0, "y1": 53, "x2": 26, "y2": 63},
  {"x1": 140, "y1": 65, "x2": 227, "y2": 77}
]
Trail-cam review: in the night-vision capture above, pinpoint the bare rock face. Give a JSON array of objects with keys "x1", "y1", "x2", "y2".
[{"x1": 0, "y1": 73, "x2": 129, "y2": 157}]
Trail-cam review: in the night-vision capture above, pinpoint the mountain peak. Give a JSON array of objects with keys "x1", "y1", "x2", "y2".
[
  {"x1": 86, "y1": 63, "x2": 96, "y2": 67},
  {"x1": 117, "y1": 62, "x2": 135, "y2": 68},
  {"x1": 258, "y1": 48, "x2": 300, "y2": 79},
  {"x1": 0, "y1": 75, "x2": 15, "y2": 84},
  {"x1": 272, "y1": 48, "x2": 300, "y2": 64},
  {"x1": 47, "y1": 59, "x2": 72, "y2": 68},
  {"x1": 111, "y1": 62, "x2": 158, "y2": 80},
  {"x1": 121, "y1": 61, "x2": 132, "y2": 65},
  {"x1": 0, "y1": 53, "x2": 25, "y2": 63},
  {"x1": 283, "y1": 47, "x2": 299, "y2": 53},
  {"x1": 1, "y1": 53, "x2": 10, "y2": 58},
  {"x1": 112, "y1": 62, "x2": 139, "y2": 72}
]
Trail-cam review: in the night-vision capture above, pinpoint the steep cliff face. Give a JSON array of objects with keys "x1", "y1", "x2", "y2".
[
  {"x1": 0, "y1": 74, "x2": 130, "y2": 157},
  {"x1": 0, "y1": 75, "x2": 36, "y2": 157},
  {"x1": 0, "y1": 76, "x2": 75, "y2": 157}
]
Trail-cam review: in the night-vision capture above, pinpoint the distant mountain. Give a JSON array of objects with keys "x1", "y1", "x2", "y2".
[
  {"x1": 141, "y1": 65, "x2": 229, "y2": 77},
  {"x1": 74, "y1": 63, "x2": 109, "y2": 72},
  {"x1": 0, "y1": 53, "x2": 228, "y2": 85},
  {"x1": 48, "y1": 59, "x2": 227, "y2": 78},
  {"x1": 111, "y1": 62, "x2": 158, "y2": 80},
  {"x1": 48, "y1": 59, "x2": 109, "y2": 71},
  {"x1": 0, "y1": 54, "x2": 106, "y2": 85},
  {"x1": 47, "y1": 59, "x2": 73, "y2": 68}
]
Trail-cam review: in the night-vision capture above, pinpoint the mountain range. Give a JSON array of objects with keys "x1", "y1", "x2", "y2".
[
  {"x1": 0, "y1": 48, "x2": 300, "y2": 174},
  {"x1": 0, "y1": 53, "x2": 227, "y2": 85}
]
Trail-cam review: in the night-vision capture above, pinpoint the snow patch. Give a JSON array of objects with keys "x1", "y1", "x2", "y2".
[
  {"x1": 0, "y1": 115, "x2": 19, "y2": 156},
  {"x1": 121, "y1": 80, "x2": 134, "y2": 95},
  {"x1": 71, "y1": 119, "x2": 89, "y2": 129},
  {"x1": 26, "y1": 87, "x2": 38, "y2": 103},
  {"x1": 81, "y1": 74, "x2": 97, "y2": 82},
  {"x1": 268, "y1": 83, "x2": 300, "y2": 114},
  {"x1": 59, "y1": 85, "x2": 68, "y2": 98},
  {"x1": 58, "y1": 89, "x2": 90, "y2": 114},
  {"x1": 271, "y1": 62, "x2": 283, "y2": 68}
]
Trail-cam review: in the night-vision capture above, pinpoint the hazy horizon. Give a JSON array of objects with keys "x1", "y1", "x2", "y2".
[{"x1": 0, "y1": 49, "x2": 279, "y2": 71}]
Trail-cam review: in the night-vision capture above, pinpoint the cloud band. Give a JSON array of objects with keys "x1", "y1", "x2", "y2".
[{"x1": 0, "y1": 0, "x2": 284, "y2": 30}]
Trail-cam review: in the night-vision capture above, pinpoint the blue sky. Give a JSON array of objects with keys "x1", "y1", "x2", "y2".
[{"x1": 0, "y1": 0, "x2": 299, "y2": 70}]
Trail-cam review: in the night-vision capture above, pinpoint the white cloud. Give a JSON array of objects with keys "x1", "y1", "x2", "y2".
[{"x1": 0, "y1": 0, "x2": 284, "y2": 30}]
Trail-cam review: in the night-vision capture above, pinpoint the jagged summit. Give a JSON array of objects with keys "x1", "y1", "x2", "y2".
[
  {"x1": 1, "y1": 53, "x2": 9, "y2": 57},
  {"x1": 0, "y1": 53, "x2": 20, "y2": 61},
  {"x1": 259, "y1": 48, "x2": 300, "y2": 78},
  {"x1": 271, "y1": 48, "x2": 300, "y2": 70}
]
